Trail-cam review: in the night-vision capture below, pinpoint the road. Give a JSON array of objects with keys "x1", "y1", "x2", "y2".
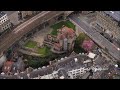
[
  {"x1": 0, "y1": 11, "x2": 65, "y2": 54},
  {"x1": 69, "y1": 15, "x2": 120, "y2": 61}
]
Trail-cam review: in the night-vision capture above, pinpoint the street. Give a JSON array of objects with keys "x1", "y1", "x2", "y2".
[{"x1": 69, "y1": 15, "x2": 120, "y2": 61}]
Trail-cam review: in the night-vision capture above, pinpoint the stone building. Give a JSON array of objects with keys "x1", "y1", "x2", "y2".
[
  {"x1": 0, "y1": 11, "x2": 11, "y2": 33},
  {"x1": 93, "y1": 11, "x2": 120, "y2": 39}
]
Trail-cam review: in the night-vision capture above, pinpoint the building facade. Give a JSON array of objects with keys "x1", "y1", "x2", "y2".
[{"x1": 0, "y1": 12, "x2": 11, "y2": 33}]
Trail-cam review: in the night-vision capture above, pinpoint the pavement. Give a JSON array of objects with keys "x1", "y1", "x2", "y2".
[{"x1": 69, "y1": 14, "x2": 120, "y2": 61}]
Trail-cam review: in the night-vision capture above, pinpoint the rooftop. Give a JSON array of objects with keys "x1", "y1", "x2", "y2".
[
  {"x1": 104, "y1": 11, "x2": 120, "y2": 22},
  {"x1": 0, "y1": 11, "x2": 6, "y2": 18}
]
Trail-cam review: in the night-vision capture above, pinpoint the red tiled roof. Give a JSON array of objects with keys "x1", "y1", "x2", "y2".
[
  {"x1": 62, "y1": 26, "x2": 75, "y2": 35},
  {"x1": 3, "y1": 61, "x2": 14, "y2": 73},
  {"x1": 57, "y1": 26, "x2": 75, "y2": 40}
]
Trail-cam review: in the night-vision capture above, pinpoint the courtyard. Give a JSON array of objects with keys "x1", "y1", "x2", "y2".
[
  {"x1": 24, "y1": 40, "x2": 37, "y2": 49},
  {"x1": 37, "y1": 46, "x2": 52, "y2": 57},
  {"x1": 50, "y1": 20, "x2": 76, "y2": 36},
  {"x1": 31, "y1": 27, "x2": 52, "y2": 46}
]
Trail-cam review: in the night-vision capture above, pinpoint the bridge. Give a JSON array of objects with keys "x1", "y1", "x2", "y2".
[{"x1": 0, "y1": 11, "x2": 73, "y2": 55}]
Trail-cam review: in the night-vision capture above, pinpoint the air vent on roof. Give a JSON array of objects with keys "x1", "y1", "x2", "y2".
[
  {"x1": 58, "y1": 60, "x2": 60, "y2": 62},
  {"x1": 61, "y1": 58, "x2": 64, "y2": 60},
  {"x1": 20, "y1": 77, "x2": 23, "y2": 79},
  {"x1": 59, "y1": 76, "x2": 64, "y2": 79},
  {"x1": 38, "y1": 67, "x2": 41, "y2": 70},
  {"x1": 115, "y1": 64, "x2": 118, "y2": 67},
  {"x1": 65, "y1": 56, "x2": 67, "y2": 58},
  {"x1": 1, "y1": 72, "x2": 5, "y2": 75},
  {"x1": 42, "y1": 66, "x2": 46, "y2": 68},
  {"x1": 33, "y1": 69, "x2": 37, "y2": 71},
  {"x1": 74, "y1": 58, "x2": 78, "y2": 62},
  {"x1": 20, "y1": 72, "x2": 24, "y2": 73},
  {"x1": 27, "y1": 74, "x2": 30, "y2": 77},
  {"x1": 14, "y1": 73, "x2": 18, "y2": 75},
  {"x1": 82, "y1": 53, "x2": 84, "y2": 55}
]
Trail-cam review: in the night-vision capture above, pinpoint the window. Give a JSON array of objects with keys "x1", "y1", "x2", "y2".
[
  {"x1": 7, "y1": 24, "x2": 9, "y2": 27},
  {"x1": 1, "y1": 20, "x2": 3, "y2": 23}
]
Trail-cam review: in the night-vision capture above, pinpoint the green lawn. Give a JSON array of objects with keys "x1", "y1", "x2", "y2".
[
  {"x1": 24, "y1": 40, "x2": 37, "y2": 48},
  {"x1": 37, "y1": 46, "x2": 51, "y2": 57},
  {"x1": 73, "y1": 33, "x2": 90, "y2": 54},
  {"x1": 50, "y1": 20, "x2": 76, "y2": 36},
  {"x1": 64, "y1": 20, "x2": 76, "y2": 30}
]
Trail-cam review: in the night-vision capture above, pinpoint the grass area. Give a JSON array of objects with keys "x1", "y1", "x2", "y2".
[
  {"x1": 37, "y1": 46, "x2": 51, "y2": 57},
  {"x1": 64, "y1": 20, "x2": 76, "y2": 30},
  {"x1": 24, "y1": 40, "x2": 37, "y2": 48},
  {"x1": 76, "y1": 33, "x2": 90, "y2": 45},
  {"x1": 50, "y1": 20, "x2": 76, "y2": 36},
  {"x1": 74, "y1": 33, "x2": 89, "y2": 54}
]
